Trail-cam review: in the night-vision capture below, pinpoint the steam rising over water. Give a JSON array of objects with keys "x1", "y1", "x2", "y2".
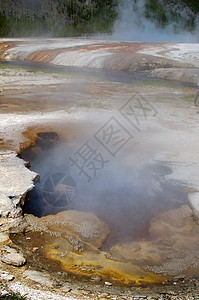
[
  {"x1": 112, "y1": 0, "x2": 199, "y2": 42},
  {"x1": 22, "y1": 130, "x2": 188, "y2": 247}
]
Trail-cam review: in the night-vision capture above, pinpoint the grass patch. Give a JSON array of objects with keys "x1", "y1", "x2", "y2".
[
  {"x1": 1, "y1": 291, "x2": 28, "y2": 299},
  {"x1": 0, "y1": 62, "x2": 111, "y2": 85},
  {"x1": 0, "y1": 63, "x2": 26, "y2": 71},
  {"x1": 25, "y1": 67, "x2": 73, "y2": 77},
  {"x1": 77, "y1": 101, "x2": 108, "y2": 109},
  {"x1": 0, "y1": 63, "x2": 105, "y2": 82},
  {"x1": 183, "y1": 94, "x2": 195, "y2": 103},
  {"x1": 0, "y1": 63, "x2": 75, "y2": 77},
  {"x1": 129, "y1": 80, "x2": 183, "y2": 89},
  {"x1": 0, "y1": 281, "x2": 27, "y2": 299},
  {"x1": 0, "y1": 71, "x2": 9, "y2": 76}
]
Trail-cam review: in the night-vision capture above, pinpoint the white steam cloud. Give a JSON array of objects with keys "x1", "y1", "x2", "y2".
[{"x1": 112, "y1": 0, "x2": 199, "y2": 42}]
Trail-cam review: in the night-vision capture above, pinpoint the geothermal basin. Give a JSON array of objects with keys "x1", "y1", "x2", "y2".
[{"x1": 0, "y1": 38, "x2": 199, "y2": 299}]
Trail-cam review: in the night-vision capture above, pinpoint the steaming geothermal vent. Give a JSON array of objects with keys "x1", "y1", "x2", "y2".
[
  {"x1": 14, "y1": 122, "x2": 198, "y2": 287},
  {"x1": 21, "y1": 130, "x2": 188, "y2": 241}
]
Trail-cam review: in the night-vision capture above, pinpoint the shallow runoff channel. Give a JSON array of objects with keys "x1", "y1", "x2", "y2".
[{"x1": 0, "y1": 60, "x2": 195, "y2": 88}]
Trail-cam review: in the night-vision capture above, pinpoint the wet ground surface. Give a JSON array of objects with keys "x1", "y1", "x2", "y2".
[
  {"x1": 0, "y1": 60, "x2": 196, "y2": 88},
  {"x1": 0, "y1": 40, "x2": 199, "y2": 298}
]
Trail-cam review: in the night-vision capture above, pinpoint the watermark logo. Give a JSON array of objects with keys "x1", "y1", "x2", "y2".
[
  {"x1": 119, "y1": 93, "x2": 158, "y2": 131},
  {"x1": 41, "y1": 172, "x2": 77, "y2": 208},
  {"x1": 69, "y1": 141, "x2": 109, "y2": 182},
  {"x1": 69, "y1": 92, "x2": 158, "y2": 184},
  {"x1": 94, "y1": 116, "x2": 133, "y2": 156},
  {"x1": 39, "y1": 93, "x2": 158, "y2": 208}
]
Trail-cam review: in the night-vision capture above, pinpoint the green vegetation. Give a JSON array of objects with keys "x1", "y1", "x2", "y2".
[
  {"x1": 77, "y1": 101, "x2": 108, "y2": 109},
  {"x1": 0, "y1": 281, "x2": 27, "y2": 300},
  {"x1": 183, "y1": 94, "x2": 196, "y2": 103},
  {"x1": 129, "y1": 80, "x2": 183, "y2": 89},
  {"x1": 182, "y1": 0, "x2": 199, "y2": 12},
  {"x1": 0, "y1": 0, "x2": 198, "y2": 37},
  {"x1": 145, "y1": 0, "x2": 168, "y2": 27},
  {"x1": 0, "y1": 0, "x2": 117, "y2": 37},
  {"x1": 145, "y1": 0, "x2": 197, "y2": 30},
  {"x1": 0, "y1": 291, "x2": 27, "y2": 299},
  {"x1": 0, "y1": 62, "x2": 74, "y2": 76}
]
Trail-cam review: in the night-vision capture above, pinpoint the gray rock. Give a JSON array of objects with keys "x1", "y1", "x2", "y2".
[
  {"x1": 0, "y1": 193, "x2": 15, "y2": 218},
  {"x1": 100, "y1": 293, "x2": 110, "y2": 297},
  {"x1": 174, "y1": 274, "x2": 186, "y2": 280},
  {"x1": 9, "y1": 206, "x2": 22, "y2": 218},
  {"x1": 0, "y1": 192, "x2": 22, "y2": 219},
  {"x1": 150, "y1": 68, "x2": 198, "y2": 85},
  {"x1": 0, "y1": 153, "x2": 38, "y2": 199},
  {"x1": 1, "y1": 273, "x2": 14, "y2": 281},
  {"x1": 105, "y1": 281, "x2": 112, "y2": 286},
  {"x1": 23, "y1": 270, "x2": 53, "y2": 287},
  {"x1": 0, "y1": 216, "x2": 25, "y2": 234},
  {"x1": 25, "y1": 210, "x2": 110, "y2": 249},
  {"x1": 61, "y1": 284, "x2": 72, "y2": 293},
  {"x1": 0, "y1": 233, "x2": 9, "y2": 243},
  {"x1": 1, "y1": 246, "x2": 26, "y2": 266},
  {"x1": 0, "y1": 290, "x2": 9, "y2": 297},
  {"x1": 90, "y1": 274, "x2": 102, "y2": 282}
]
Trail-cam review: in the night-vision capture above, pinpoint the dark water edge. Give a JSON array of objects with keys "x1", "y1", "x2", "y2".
[
  {"x1": 19, "y1": 131, "x2": 189, "y2": 249},
  {"x1": 0, "y1": 60, "x2": 196, "y2": 88}
]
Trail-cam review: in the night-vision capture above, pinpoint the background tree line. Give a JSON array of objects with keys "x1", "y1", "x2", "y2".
[{"x1": 0, "y1": 0, "x2": 198, "y2": 37}]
